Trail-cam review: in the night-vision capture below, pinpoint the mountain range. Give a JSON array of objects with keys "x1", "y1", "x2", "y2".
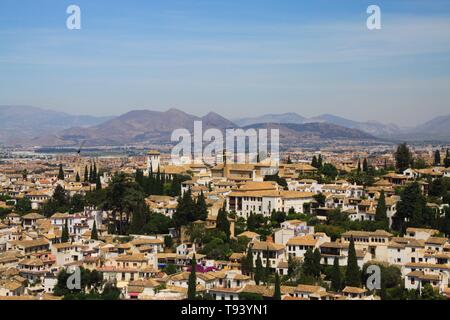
[
  {"x1": 234, "y1": 113, "x2": 401, "y2": 137},
  {"x1": 28, "y1": 108, "x2": 237, "y2": 146},
  {"x1": 0, "y1": 106, "x2": 112, "y2": 145},
  {"x1": 1, "y1": 106, "x2": 449, "y2": 147}
]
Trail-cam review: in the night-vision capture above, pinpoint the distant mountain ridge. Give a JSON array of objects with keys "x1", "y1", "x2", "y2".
[
  {"x1": 44, "y1": 108, "x2": 238, "y2": 146},
  {"x1": 31, "y1": 109, "x2": 378, "y2": 147},
  {"x1": 234, "y1": 112, "x2": 306, "y2": 127},
  {"x1": 243, "y1": 122, "x2": 376, "y2": 143},
  {"x1": 235, "y1": 112, "x2": 402, "y2": 137},
  {"x1": 0, "y1": 105, "x2": 112, "y2": 145},
  {"x1": 1, "y1": 106, "x2": 450, "y2": 146}
]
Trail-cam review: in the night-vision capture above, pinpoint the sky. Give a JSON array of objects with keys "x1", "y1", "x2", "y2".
[{"x1": 0, "y1": 0, "x2": 450, "y2": 126}]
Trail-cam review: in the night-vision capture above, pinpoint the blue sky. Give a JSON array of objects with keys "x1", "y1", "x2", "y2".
[{"x1": 1, "y1": 0, "x2": 450, "y2": 126}]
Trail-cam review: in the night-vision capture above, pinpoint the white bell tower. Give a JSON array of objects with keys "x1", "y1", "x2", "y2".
[{"x1": 147, "y1": 150, "x2": 161, "y2": 173}]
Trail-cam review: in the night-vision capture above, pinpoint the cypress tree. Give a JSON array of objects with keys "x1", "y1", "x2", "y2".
[
  {"x1": 156, "y1": 167, "x2": 163, "y2": 195},
  {"x1": 313, "y1": 248, "x2": 322, "y2": 278},
  {"x1": 91, "y1": 221, "x2": 98, "y2": 240},
  {"x1": 93, "y1": 162, "x2": 97, "y2": 182},
  {"x1": 89, "y1": 163, "x2": 93, "y2": 183},
  {"x1": 311, "y1": 156, "x2": 318, "y2": 168},
  {"x1": 62, "y1": 220, "x2": 69, "y2": 243},
  {"x1": 254, "y1": 254, "x2": 264, "y2": 285},
  {"x1": 96, "y1": 175, "x2": 102, "y2": 190},
  {"x1": 302, "y1": 248, "x2": 315, "y2": 278},
  {"x1": 187, "y1": 255, "x2": 197, "y2": 300},
  {"x1": 434, "y1": 150, "x2": 441, "y2": 166},
  {"x1": 287, "y1": 255, "x2": 296, "y2": 279},
  {"x1": 129, "y1": 202, "x2": 146, "y2": 235},
  {"x1": 345, "y1": 237, "x2": 361, "y2": 287},
  {"x1": 216, "y1": 207, "x2": 230, "y2": 240},
  {"x1": 58, "y1": 164, "x2": 64, "y2": 181},
  {"x1": 330, "y1": 257, "x2": 342, "y2": 292},
  {"x1": 84, "y1": 165, "x2": 89, "y2": 182},
  {"x1": 241, "y1": 246, "x2": 254, "y2": 276},
  {"x1": 395, "y1": 143, "x2": 412, "y2": 173},
  {"x1": 195, "y1": 191, "x2": 208, "y2": 221},
  {"x1": 75, "y1": 172, "x2": 80, "y2": 182},
  {"x1": 444, "y1": 149, "x2": 450, "y2": 168},
  {"x1": 317, "y1": 154, "x2": 323, "y2": 169},
  {"x1": 264, "y1": 248, "x2": 271, "y2": 285},
  {"x1": 375, "y1": 191, "x2": 388, "y2": 228},
  {"x1": 273, "y1": 273, "x2": 281, "y2": 300},
  {"x1": 356, "y1": 160, "x2": 361, "y2": 174},
  {"x1": 363, "y1": 158, "x2": 369, "y2": 173}
]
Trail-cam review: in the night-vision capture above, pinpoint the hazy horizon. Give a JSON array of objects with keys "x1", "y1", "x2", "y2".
[{"x1": 1, "y1": 0, "x2": 450, "y2": 126}]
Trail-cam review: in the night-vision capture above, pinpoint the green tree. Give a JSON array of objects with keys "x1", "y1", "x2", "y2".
[
  {"x1": 84, "y1": 165, "x2": 89, "y2": 182},
  {"x1": 363, "y1": 158, "x2": 369, "y2": 173},
  {"x1": 187, "y1": 255, "x2": 197, "y2": 300},
  {"x1": 58, "y1": 164, "x2": 65, "y2": 180},
  {"x1": 320, "y1": 163, "x2": 338, "y2": 180},
  {"x1": 239, "y1": 292, "x2": 263, "y2": 300},
  {"x1": 216, "y1": 207, "x2": 231, "y2": 240},
  {"x1": 89, "y1": 163, "x2": 93, "y2": 183},
  {"x1": 444, "y1": 149, "x2": 450, "y2": 168},
  {"x1": 395, "y1": 143, "x2": 412, "y2": 173},
  {"x1": 96, "y1": 175, "x2": 102, "y2": 190},
  {"x1": 62, "y1": 220, "x2": 70, "y2": 243},
  {"x1": 163, "y1": 264, "x2": 177, "y2": 275},
  {"x1": 317, "y1": 154, "x2": 323, "y2": 169},
  {"x1": 421, "y1": 283, "x2": 445, "y2": 300},
  {"x1": 288, "y1": 255, "x2": 300, "y2": 281},
  {"x1": 173, "y1": 189, "x2": 195, "y2": 229},
  {"x1": 273, "y1": 273, "x2": 281, "y2": 300},
  {"x1": 311, "y1": 155, "x2": 318, "y2": 168},
  {"x1": 91, "y1": 221, "x2": 98, "y2": 240},
  {"x1": 330, "y1": 258, "x2": 342, "y2": 292},
  {"x1": 92, "y1": 162, "x2": 98, "y2": 182},
  {"x1": 393, "y1": 182, "x2": 431, "y2": 232},
  {"x1": 128, "y1": 202, "x2": 147, "y2": 234},
  {"x1": 302, "y1": 248, "x2": 320, "y2": 279},
  {"x1": 75, "y1": 172, "x2": 80, "y2": 182},
  {"x1": 264, "y1": 248, "x2": 271, "y2": 285},
  {"x1": 164, "y1": 235, "x2": 173, "y2": 248},
  {"x1": 434, "y1": 150, "x2": 441, "y2": 166},
  {"x1": 143, "y1": 213, "x2": 173, "y2": 235},
  {"x1": 313, "y1": 248, "x2": 322, "y2": 277},
  {"x1": 195, "y1": 191, "x2": 208, "y2": 221},
  {"x1": 254, "y1": 253, "x2": 264, "y2": 285},
  {"x1": 375, "y1": 191, "x2": 389, "y2": 228},
  {"x1": 15, "y1": 197, "x2": 32, "y2": 214},
  {"x1": 241, "y1": 246, "x2": 254, "y2": 276},
  {"x1": 345, "y1": 237, "x2": 361, "y2": 287},
  {"x1": 313, "y1": 193, "x2": 326, "y2": 207},
  {"x1": 69, "y1": 194, "x2": 85, "y2": 214}
]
